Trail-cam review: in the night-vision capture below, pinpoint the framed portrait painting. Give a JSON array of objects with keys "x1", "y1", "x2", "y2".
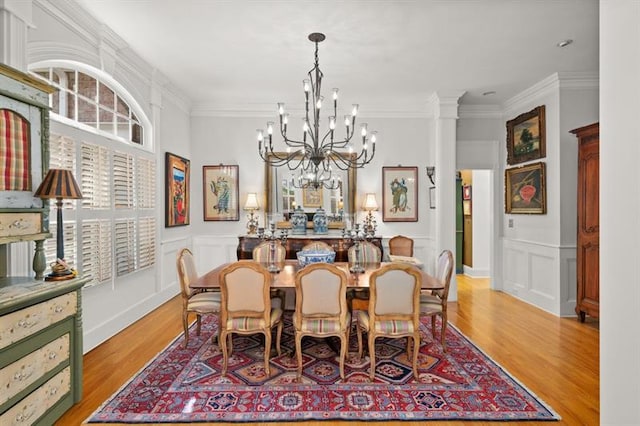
[
  {"x1": 203, "y1": 164, "x2": 239, "y2": 221},
  {"x1": 505, "y1": 161, "x2": 546, "y2": 214},
  {"x1": 165, "y1": 152, "x2": 190, "y2": 227},
  {"x1": 382, "y1": 166, "x2": 418, "y2": 222},
  {"x1": 506, "y1": 105, "x2": 546, "y2": 165}
]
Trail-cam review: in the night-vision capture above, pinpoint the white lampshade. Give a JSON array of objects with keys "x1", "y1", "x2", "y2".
[
  {"x1": 363, "y1": 193, "x2": 378, "y2": 211},
  {"x1": 244, "y1": 193, "x2": 260, "y2": 210}
]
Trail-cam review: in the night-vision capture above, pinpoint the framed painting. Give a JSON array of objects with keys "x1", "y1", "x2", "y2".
[
  {"x1": 382, "y1": 166, "x2": 418, "y2": 222},
  {"x1": 203, "y1": 164, "x2": 239, "y2": 221},
  {"x1": 165, "y1": 152, "x2": 190, "y2": 227},
  {"x1": 505, "y1": 161, "x2": 546, "y2": 214},
  {"x1": 506, "y1": 105, "x2": 546, "y2": 165},
  {"x1": 463, "y1": 185, "x2": 472, "y2": 200},
  {"x1": 302, "y1": 187, "x2": 323, "y2": 208}
]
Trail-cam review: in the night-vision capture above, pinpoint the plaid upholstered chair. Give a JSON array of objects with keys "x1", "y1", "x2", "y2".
[
  {"x1": 218, "y1": 262, "x2": 283, "y2": 376},
  {"x1": 348, "y1": 241, "x2": 382, "y2": 311},
  {"x1": 176, "y1": 248, "x2": 221, "y2": 348},
  {"x1": 356, "y1": 263, "x2": 422, "y2": 381},
  {"x1": 420, "y1": 250, "x2": 454, "y2": 351},
  {"x1": 293, "y1": 263, "x2": 350, "y2": 380}
]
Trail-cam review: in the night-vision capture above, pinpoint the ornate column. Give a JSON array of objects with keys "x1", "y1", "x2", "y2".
[
  {"x1": 0, "y1": 0, "x2": 33, "y2": 70},
  {"x1": 428, "y1": 91, "x2": 465, "y2": 300}
]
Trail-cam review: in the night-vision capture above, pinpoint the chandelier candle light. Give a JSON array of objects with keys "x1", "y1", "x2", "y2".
[{"x1": 257, "y1": 33, "x2": 377, "y2": 190}]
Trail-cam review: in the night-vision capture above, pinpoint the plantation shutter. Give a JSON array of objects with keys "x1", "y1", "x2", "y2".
[
  {"x1": 114, "y1": 218, "x2": 136, "y2": 276},
  {"x1": 81, "y1": 219, "x2": 112, "y2": 285},
  {"x1": 137, "y1": 157, "x2": 155, "y2": 209},
  {"x1": 138, "y1": 216, "x2": 156, "y2": 269},
  {"x1": 44, "y1": 221, "x2": 77, "y2": 268},
  {"x1": 81, "y1": 142, "x2": 111, "y2": 209},
  {"x1": 113, "y1": 151, "x2": 135, "y2": 209}
]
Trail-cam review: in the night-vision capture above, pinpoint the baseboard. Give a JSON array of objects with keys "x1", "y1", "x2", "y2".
[{"x1": 463, "y1": 264, "x2": 489, "y2": 278}]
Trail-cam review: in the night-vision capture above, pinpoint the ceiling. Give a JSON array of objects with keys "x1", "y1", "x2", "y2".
[{"x1": 75, "y1": 0, "x2": 598, "y2": 114}]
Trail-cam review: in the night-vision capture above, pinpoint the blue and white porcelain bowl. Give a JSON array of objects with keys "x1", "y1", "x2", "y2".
[{"x1": 296, "y1": 250, "x2": 336, "y2": 267}]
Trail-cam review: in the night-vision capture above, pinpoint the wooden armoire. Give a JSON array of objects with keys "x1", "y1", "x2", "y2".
[{"x1": 571, "y1": 123, "x2": 599, "y2": 322}]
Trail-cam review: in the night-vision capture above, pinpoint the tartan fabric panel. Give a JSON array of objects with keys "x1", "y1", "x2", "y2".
[
  {"x1": 0, "y1": 109, "x2": 31, "y2": 190},
  {"x1": 226, "y1": 308, "x2": 283, "y2": 331}
]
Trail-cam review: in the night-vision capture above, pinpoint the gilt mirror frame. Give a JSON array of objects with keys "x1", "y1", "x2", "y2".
[{"x1": 264, "y1": 152, "x2": 357, "y2": 225}]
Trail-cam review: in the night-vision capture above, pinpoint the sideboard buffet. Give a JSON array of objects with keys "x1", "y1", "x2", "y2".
[{"x1": 237, "y1": 234, "x2": 383, "y2": 262}]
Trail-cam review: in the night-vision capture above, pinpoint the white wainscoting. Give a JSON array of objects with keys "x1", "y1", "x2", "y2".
[
  {"x1": 193, "y1": 235, "x2": 241, "y2": 273},
  {"x1": 502, "y1": 238, "x2": 576, "y2": 316}
]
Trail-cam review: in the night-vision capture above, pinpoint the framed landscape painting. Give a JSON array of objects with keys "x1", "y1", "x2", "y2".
[
  {"x1": 203, "y1": 164, "x2": 239, "y2": 221},
  {"x1": 506, "y1": 105, "x2": 546, "y2": 165},
  {"x1": 165, "y1": 152, "x2": 190, "y2": 227},
  {"x1": 382, "y1": 166, "x2": 418, "y2": 222},
  {"x1": 505, "y1": 161, "x2": 546, "y2": 214}
]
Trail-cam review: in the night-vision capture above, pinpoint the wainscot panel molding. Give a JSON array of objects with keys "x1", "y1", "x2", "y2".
[
  {"x1": 193, "y1": 235, "x2": 240, "y2": 273},
  {"x1": 463, "y1": 265, "x2": 490, "y2": 278},
  {"x1": 502, "y1": 238, "x2": 576, "y2": 316}
]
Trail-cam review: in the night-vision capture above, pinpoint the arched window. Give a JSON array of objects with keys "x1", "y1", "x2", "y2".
[{"x1": 29, "y1": 61, "x2": 156, "y2": 286}]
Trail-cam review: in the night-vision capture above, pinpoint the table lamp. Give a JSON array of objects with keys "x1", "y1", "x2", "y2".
[
  {"x1": 362, "y1": 193, "x2": 378, "y2": 236},
  {"x1": 243, "y1": 192, "x2": 260, "y2": 235},
  {"x1": 34, "y1": 168, "x2": 83, "y2": 280}
]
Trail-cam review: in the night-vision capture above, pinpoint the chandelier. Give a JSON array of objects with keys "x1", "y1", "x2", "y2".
[{"x1": 257, "y1": 32, "x2": 377, "y2": 190}]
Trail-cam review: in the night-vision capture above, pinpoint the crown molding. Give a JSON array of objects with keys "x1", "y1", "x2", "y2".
[
  {"x1": 504, "y1": 71, "x2": 599, "y2": 113},
  {"x1": 458, "y1": 104, "x2": 503, "y2": 119}
]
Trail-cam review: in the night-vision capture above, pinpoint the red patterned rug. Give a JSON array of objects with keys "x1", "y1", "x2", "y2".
[{"x1": 87, "y1": 313, "x2": 559, "y2": 422}]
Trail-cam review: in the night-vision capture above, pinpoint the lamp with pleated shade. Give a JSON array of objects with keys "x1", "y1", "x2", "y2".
[
  {"x1": 34, "y1": 168, "x2": 83, "y2": 280},
  {"x1": 243, "y1": 193, "x2": 260, "y2": 235}
]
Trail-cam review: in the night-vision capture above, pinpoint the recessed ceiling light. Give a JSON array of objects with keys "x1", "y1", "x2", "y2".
[
  {"x1": 482, "y1": 91, "x2": 496, "y2": 96},
  {"x1": 557, "y1": 39, "x2": 573, "y2": 48}
]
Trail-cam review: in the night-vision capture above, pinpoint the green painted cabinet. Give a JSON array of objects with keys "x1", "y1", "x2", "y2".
[{"x1": 0, "y1": 276, "x2": 87, "y2": 425}]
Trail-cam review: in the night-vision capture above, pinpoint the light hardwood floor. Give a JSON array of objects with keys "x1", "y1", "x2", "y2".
[{"x1": 57, "y1": 275, "x2": 599, "y2": 426}]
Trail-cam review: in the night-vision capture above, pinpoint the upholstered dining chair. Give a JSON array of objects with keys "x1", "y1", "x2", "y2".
[
  {"x1": 356, "y1": 263, "x2": 422, "y2": 381},
  {"x1": 176, "y1": 248, "x2": 221, "y2": 348},
  {"x1": 252, "y1": 241, "x2": 286, "y2": 309},
  {"x1": 294, "y1": 263, "x2": 350, "y2": 380},
  {"x1": 419, "y1": 249, "x2": 454, "y2": 352},
  {"x1": 348, "y1": 241, "x2": 382, "y2": 311},
  {"x1": 389, "y1": 235, "x2": 414, "y2": 257},
  {"x1": 302, "y1": 241, "x2": 334, "y2": 252},
  {"x1": 218, "y1": 262, "x2": 283, "y2": 376}
]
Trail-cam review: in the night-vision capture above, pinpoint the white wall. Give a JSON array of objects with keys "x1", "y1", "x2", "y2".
[
  {"x1": 600, "y1": 1, "x2": 640, "y2": 424},
  {"x1": 469, "y1": 170, "x2": 490, "y2": 277},
  {"x1": 26, "y1": 0, "x2": 191, "y2": 352}
]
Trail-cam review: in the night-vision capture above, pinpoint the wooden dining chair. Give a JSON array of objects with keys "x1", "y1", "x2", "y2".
[
  {"x1": 356, "y1": 263, "x2": 422, "y2": 381},
  {"x1": 420, "y1": 250, "x2": 454, "y2": 351},
  {"x1": 294, "y1": 263, "x2": 350, "y2": 380},
  {"x1": 218, "y1": 262, "x2": 283, "y2": 376},
  {"x1": 252, "y1": 241, "x2": 286, "y2": 309},
  {"x1": 302, "y1": 241, "x2": 334, "y2": 252},
  {"x1": 176, "y1": 248, "x2": 221, "y2": 348},
  {"x1": 389, "y1": 235, "x2": 414, "y2": 257},
  {"x1": 348, "y1": 241, "x2": 382, "y2": 311}
]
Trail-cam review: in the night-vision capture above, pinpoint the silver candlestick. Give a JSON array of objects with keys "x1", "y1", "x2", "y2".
[
  {"x1": 343, "y1": 223, "x2": 369, "y2": 273},
  {"x1": 259, "y1": 223, "x2": 288, "y2": 273}
]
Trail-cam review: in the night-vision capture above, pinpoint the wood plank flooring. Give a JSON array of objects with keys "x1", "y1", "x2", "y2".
[{"x1": 57, "y1": 275, "x2": 599, "y2": 425}]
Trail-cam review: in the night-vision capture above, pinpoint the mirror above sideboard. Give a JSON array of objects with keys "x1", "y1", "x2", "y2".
[{"x1": 264, "y1": 152, "x2": 356, "y2": 228}]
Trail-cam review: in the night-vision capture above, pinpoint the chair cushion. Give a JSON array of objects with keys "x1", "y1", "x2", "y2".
[
  {"x1": 420, "y1": 301, "x2": 443, "y2": 314},
  {"x1": 420, "y1": 293, "x2": 441, "y2": 304},
  {"x1": 188, "y1": 291, "x2": 221, "y2": 313},
  {"x1": 301, "y1": 312, "x2": 351, "y2": 334},
  {"x1": 226, "y1": 307, "x2": 283, "y2": 331},
  {"x1": 356, "y1": 311, "x2": 414, "y2": 335}
]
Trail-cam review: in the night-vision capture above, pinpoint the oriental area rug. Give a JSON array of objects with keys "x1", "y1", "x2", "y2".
[{"x1": 87, "y1": 314, "x2": 559, "y2": 423}]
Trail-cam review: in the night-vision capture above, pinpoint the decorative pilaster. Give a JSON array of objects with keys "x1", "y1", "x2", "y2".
[
  {"x1": 33, "y1": 238, "x2": 46, "y2": 280},
  {"x1": 428, "y1": 90, "x2": 465, "y2": 300},
  {"x1": 0, "y1": 0, "x2": 33, "y2": 70}
]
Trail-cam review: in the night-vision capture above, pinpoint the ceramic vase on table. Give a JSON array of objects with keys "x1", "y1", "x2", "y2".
[
  {"x1": 313, "y1": 207, "x2": 328, "y2": 234},
  {"x1": 291, "y1": 206, "x2": 307, "y2": 235}
]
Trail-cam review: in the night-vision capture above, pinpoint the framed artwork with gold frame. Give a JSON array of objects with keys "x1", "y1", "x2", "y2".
[
  {"x1": 506, "y1": 105, "x2": 546, "y2": 165},
  {"x1": 505, "y1": 161, "x2": 546, "y2": 214}
]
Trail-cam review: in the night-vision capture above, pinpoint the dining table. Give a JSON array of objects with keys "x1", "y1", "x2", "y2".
[{"x1": 190, "y1": 260, "x2": 443, "y2": 292}]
